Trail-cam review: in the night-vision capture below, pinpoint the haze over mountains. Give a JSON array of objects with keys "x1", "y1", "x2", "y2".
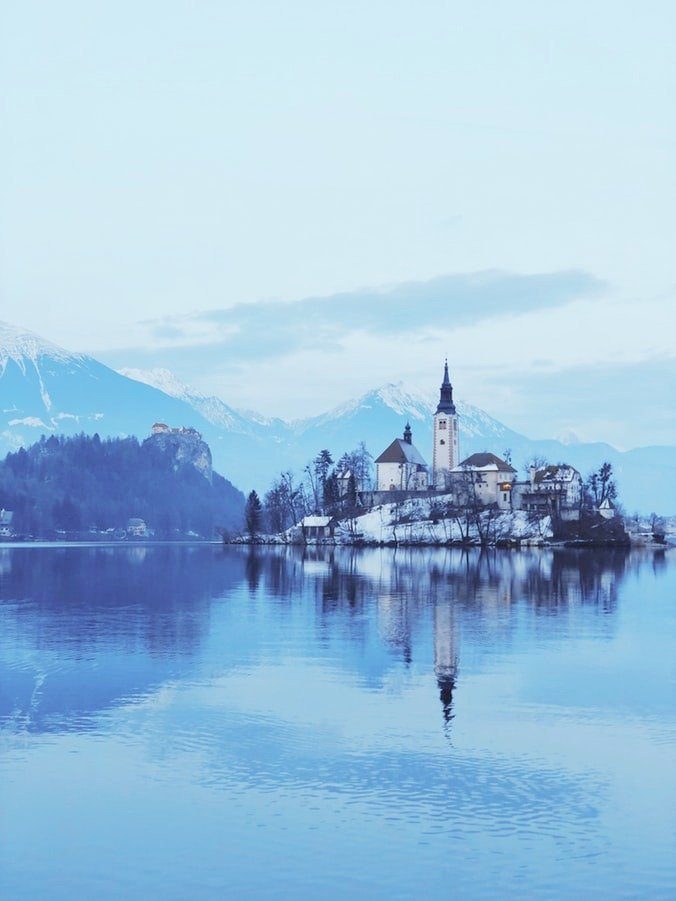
[{"x1": 1, "y1": 321, "x2": 674, "y2": 514}]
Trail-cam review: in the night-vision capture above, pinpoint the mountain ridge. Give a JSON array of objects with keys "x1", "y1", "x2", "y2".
[{"x1": 1, "y1": 323, "x2": 674, "y2": 512}]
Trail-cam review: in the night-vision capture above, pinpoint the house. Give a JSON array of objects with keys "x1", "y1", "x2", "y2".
[
  {"x1": 300, "y1": 515, "x2": 338, "y2": 539},
  {"x1": 450, "y1": 453, "x2": 517, "y2": 509},
  {"x1": 336, "y1": 469, "x2": 355, "y2": 499},
  {"x1": 512, "y1": 464, "x2": 582, "y2": 521},
  {"x1": 0, "y1": 509, "x2": 15, "y2": 538},
  {"x1": 375, "y1": 424, "x2": 430, "y2": 492},
  {"x1": 598, "y1": 498, "x2": 616, "y2": 520},
  {"x1": 127, "y1": 517, "x2": 148, "y2": 538}
]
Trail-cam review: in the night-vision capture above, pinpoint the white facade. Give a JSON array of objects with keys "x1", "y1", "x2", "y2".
[
  {"x1": 512, "y1": 464, "x2": 583, "y2": 520},
  {"x1": 0, "y1": 509, "x2": 14, "y2": 538},
  {"x1": 450, "y1": 453, "x2": 517, "y2": 508},
  {"x1": 432, "y1": 361, "x2": 460, "y2": 489},
  {"x1": 376, "y1": 459, "x2": 429, "y2": 492},
  {"x1": 375, "y1": 427, "x2": 430, "y2": 492},
  {"x1": 432, "y1": 410, "x2": 459, "y2": 489}
]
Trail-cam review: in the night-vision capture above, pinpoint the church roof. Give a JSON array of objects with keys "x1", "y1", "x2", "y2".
[
  {"x1": 375, "y1": 438, "x2": 428, "y2": 467},
  {"x1": 454, "y1": 452, "x2": 516, "y2": 473},
  {"x1": 436, "y1": 360, "x2": 456, "y2": 414}
]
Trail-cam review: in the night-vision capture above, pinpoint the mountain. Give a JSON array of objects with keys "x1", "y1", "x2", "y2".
[
  {"x1": 118, "y1": 367, "x2": 285, "y2": 437},
  {"x1": 1, "y1": 322, "x2": 675, "y2": 513},
  {"x1": 0, "y1": 321, "x2": 277, "y2": 491}
]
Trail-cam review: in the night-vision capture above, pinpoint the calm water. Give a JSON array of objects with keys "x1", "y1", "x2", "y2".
[{"x1": 0, "y1": 545, "x2": 674, "y2": 899}]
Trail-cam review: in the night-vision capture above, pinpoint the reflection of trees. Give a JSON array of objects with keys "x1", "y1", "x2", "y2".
[
  {"x1": 243, "y1": 546, "x2": 636, "y2": 733},
  {"x1": 0, "y1": 546, "x2": 251, "y2": 732},
  {"x1": 0, "y1": 546, "x2": 245, "y2": 659},
  {"x1": 0, "y1": 543, "x2": 649, "y2": 738}
]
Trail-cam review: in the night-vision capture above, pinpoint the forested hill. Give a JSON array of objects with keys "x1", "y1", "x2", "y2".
[{"x1": 0, "y1": 433, "x2": 245, "y2": 538}]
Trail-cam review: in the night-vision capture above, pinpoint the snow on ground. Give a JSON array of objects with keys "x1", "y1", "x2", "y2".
[
  {"x1": 336, "y1": 494, "x2": 551, "y2": 545},
  {"x1": 230, "y1": 495, "x2": 553, "y2": 546}
]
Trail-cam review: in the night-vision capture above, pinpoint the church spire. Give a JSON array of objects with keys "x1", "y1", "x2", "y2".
[{"x1": 436, "y1": 359, "x2": 456, "y2": 414}]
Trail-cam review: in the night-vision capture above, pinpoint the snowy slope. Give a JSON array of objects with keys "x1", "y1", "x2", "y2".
[
  {"x1": 0, "y1": 323, "x2": 276, "y2": 491},
  {"x1": 2, "y1": 323, "x2": 675, "y2": 511},
  {"x1": 118, "y1": 367, "x2": 271, "y2": 436}
]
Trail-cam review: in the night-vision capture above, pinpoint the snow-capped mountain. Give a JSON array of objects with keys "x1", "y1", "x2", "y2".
[
  {"x1": 0, "y1": 322, "x2": 277, "y2": 490},
  {"x1": 1, "y1": 323, "x2": 675, "y2": 511},
  {"x1": 118, "y1": 367, "x2": 269, "y2": 436}
]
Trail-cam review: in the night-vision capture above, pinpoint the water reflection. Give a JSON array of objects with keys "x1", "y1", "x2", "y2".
[
  {"x1": 0, "y1": 544, "x2": 652, "y2": 738},
  {"x1": 1, "y1": 545, "x2": 674, "y2": 898}
]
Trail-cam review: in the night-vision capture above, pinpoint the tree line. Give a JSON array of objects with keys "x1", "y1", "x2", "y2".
[
  {"x1": 0, "y1": 433, "x2": 245, "y2": 538},
  {"x1": 245, "y1": 442, "x2": 373, "y2": 537}
]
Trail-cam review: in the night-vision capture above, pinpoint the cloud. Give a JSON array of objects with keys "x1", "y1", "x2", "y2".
[
  {"x1": 472, "y1": 356, "x2": 676, "y2": 448},
  {"x1": 136, "y1": 269, "x2": 602, "y2": 363}
]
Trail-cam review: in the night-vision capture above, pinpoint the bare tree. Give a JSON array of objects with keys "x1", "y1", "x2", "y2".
[
  {"x1": 583, "y1": 462, "x2": 618, "y2": 510},
  {"x1": 523, "y1": 454, "x2": 548, "y2": 478}
]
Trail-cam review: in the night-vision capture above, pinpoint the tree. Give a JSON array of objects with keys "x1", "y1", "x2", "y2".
[
  {"x1": 245, "y1": 490, "x2": 263, "y2": 540},
  {"x1": 524, "y1": 455, "x2": 548, "y2": 478},
  {"x1": 313, "y1": 449, "x2": 333, "y2": 510},
  {"x1": 346, "y1": 472, "x2": 357, "y2": 508},
  {"x1": 323, "y1": 471, "x2": 340, "y2": 511},
  {"x1": 264, "y1": 470, "x2": 309, "y2": 533},
  {"x1": 584, "y1": 462, "x2": 618, "y2": 510}
]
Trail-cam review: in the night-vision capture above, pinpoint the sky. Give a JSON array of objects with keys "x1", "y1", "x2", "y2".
[{"x1": 1, "y1": 1, "x2": 675, "y2": 448}]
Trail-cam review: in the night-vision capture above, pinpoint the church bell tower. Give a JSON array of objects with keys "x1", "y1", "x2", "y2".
[{"x1": 432, "y1": 360, "x2": 459, "y2": 489}]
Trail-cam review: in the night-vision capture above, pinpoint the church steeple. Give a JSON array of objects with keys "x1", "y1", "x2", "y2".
[
  {"x1": 403, "y1": 422, "x2": 412, "y2": 444},
  {"x1": 436, "y1": 359, "x2": 456, "y2": 414}
]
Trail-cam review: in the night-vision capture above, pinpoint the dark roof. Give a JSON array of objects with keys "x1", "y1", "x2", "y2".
[
  {"x1": 458, "y1": 452, "x2": 516, "y2": 472},
  {"x1": 375, "y1": 438, "x2": 428, "y2": 467},
  {"x1": 436, "y1": 360, "x2": 456, "y2": 414}
]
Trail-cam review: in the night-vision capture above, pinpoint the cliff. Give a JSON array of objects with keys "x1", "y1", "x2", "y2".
[{"x1": 144, "y1": 428, "x2": 213, "y2": 482}]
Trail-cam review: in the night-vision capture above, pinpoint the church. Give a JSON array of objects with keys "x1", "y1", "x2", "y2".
[{"x1": 375, "y1": 362, "x2": 460, "y2": 493}]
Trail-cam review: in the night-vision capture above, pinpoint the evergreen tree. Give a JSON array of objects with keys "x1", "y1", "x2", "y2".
[{"x1": 245, "y1": 490, "x2": 263, "y2": 539}]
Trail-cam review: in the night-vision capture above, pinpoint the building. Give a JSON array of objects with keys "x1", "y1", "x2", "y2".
[
  {"x1": 512, "y1": 464, "x2": 582, "y2": 521},
  {"x1": 127, "y1": 517, "x2": 148, "y2": 538},
  {"x1": 597, "y1": 498, "x2": 616, "y2": 520},
  {"x1": 300, "y1": 515, "x2": 338, "y2": 539},
  {"x1": 432, "y1": 361, "x2": 460, "y2": 489},
  {"x1": 151, "y1": 423, "x2": 202, "y2": 439},
  {"x1": 450, "y1": 453, "x2": 517, "y2": 509},
  {"x1": 336, "y1": 469, "x2": 355, "y2": 499},
  {"x1": 375, "y1": 424, "x2": 430, "y2": 492},
  {"x1": 0, "y1": 509, "x2": 15, "y2": 538}
]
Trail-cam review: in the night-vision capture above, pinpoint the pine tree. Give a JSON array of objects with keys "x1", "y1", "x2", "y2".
[{"x1": 245, "y1": 490, "x2": 263, "y2": 539}]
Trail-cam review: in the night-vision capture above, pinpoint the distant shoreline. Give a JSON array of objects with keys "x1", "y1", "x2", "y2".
[{"x1": 0, "y1": 539, "x2": 222, "y2": 549}]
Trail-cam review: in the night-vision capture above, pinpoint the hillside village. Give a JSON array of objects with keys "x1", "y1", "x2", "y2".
[{"x1": 244, "y1": 362, "x2": 636, "y2": 547}]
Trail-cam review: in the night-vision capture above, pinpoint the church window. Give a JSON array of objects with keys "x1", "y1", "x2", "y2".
[
  {"x1": 440, "y1": 439, "x2": 445, "y2": 445},
  {"x1": 439, "y1": 420, "x2": 447, "y2": 429}
]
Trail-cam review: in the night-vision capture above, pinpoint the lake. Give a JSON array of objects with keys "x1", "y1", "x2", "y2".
[{"x1": 0, "y1": 545, "x2": 674, "y2": 898}]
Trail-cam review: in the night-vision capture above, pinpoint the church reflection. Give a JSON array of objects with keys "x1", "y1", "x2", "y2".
[
  {"x1": 434, "y1": 600, "x2": 458, "y2": 727},
  {"x1": 0, "y1": 543, "x2": 658, "y2": 737}
]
